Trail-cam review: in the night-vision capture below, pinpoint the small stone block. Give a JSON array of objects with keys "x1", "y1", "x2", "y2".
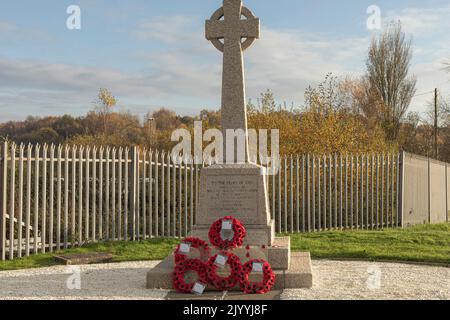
[
  {"x1": 54, "y1": 252, "x2": 113, "y2": 265},
  {"x1": 267, "y1": 237, "x2": 291, "y2": 270},
  {"x1": 284, "y1": 252, "x2": 313, "y2": 289}
]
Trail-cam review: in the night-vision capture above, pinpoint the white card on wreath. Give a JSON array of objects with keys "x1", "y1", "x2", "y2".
[
  {"x1": 179, "y1": 242, "x2": 191, "y2": 254},
  {"x1": 214, "y1": 254, "x2": 228, "y2": 268},
  {"x1": 222, "y1": 219, "x2": 233, "y2": 230},
  {"x1": 252, "y1": 262, "x2": 264, "y2": 273},
  {"x1": 192, "y1": 282, "x2": 206, "y2": 295}
]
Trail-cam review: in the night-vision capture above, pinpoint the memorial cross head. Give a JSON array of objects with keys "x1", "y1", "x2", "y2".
[{"x1": 205, "y1": 0, "x2": 260, "y2": 53}]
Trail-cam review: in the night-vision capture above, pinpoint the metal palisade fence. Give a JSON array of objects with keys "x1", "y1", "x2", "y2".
[
  {"x1": 269, "y1": 154, "x2": 401, "y2": 234},
  {"x1": 0, "y1": 141, "x2": 414, "y2": 261}
]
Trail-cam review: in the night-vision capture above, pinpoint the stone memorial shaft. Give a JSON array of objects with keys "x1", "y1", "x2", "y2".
[{"x1": 206, "y1": 0, "x2": 260, "y2": 162}]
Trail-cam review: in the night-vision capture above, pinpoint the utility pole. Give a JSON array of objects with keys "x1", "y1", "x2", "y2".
[{"x1": 434, "y1": 88, "x2": 438, "y2": 159}]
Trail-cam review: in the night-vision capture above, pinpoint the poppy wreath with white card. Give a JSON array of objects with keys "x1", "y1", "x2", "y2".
[
  {"x1": 206, "y1": 252, "x2": 243, "y2": 291},
  {"x1": 172, "y1": 258, "x2": 208, "y2": 294},
  {"x1": 208, "y1": 216, "x2": 246, "y2": 250},
  {"x1": 239, "y1": 259, "x2": 276, "y2": 294},
  {"x1": 173, "y1": 237, "x2": 211, "y2": 264}
]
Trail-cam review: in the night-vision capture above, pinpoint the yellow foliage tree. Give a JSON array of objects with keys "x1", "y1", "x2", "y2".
[{"x1": 248, "y1": 79, "x2": 392, "y2": 156}]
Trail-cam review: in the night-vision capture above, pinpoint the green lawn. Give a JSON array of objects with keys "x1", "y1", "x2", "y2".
[
  {"x1": 287, "y1": 223, "x2": 450, "y2": 265},
  {"x1": 0, "y1": 223, "x2": 449, "y2": 271},
  {"x1": 0, "y1": 238, "x2": 179, "y2": 271}
]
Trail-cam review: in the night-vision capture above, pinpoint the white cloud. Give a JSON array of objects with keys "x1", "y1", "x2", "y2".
[
  {"x1": 386, "y1": 6, "x2": 450, "y2": 35},
  {"x1": 2, "y1": 4, "x2": 450, "y2": 121},
  {"x1": 134, "y1": 15, "x2": 198, "y2": 44},
  {"x1": 0, "y1": 22, "x2": 378, "y2": 120},
  {"x1": 0, "y1": 21, "x2": 16, "y2": 33},
  {"x1": 245, "y1": 28, "x2": 369, "y2": 102},
  {"x1": 0, "y1": 20, "x2": 54, "y2": 45}
]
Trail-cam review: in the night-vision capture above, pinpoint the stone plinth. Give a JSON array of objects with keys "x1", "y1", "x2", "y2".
[
  {"x1": 190, "y1": 163, "x2": 275, "y2": 246},
  {"x1": 146, "y1": 244, "x2": 313, "y2": 291},
  {"x1": 54, "y1": 252, "x2": 113, "y2": 265}
]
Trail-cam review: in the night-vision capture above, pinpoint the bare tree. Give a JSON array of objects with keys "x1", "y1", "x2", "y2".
[
  {"x1": 304, "y1": 73, "x2": 354, "y2": 114},
  {"x1": 424, "y1": 92, "x2": 450, "y2": 128},
  {"x1": 366, "y1": 22, "x2": 417, "y2": 141},
  {"x1": 444, "y1": 61, "x2": 450, "y2": 72}
]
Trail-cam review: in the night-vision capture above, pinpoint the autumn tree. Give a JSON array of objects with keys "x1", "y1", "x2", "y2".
[
  {"x1": 304, "y1": 73, "x2": 353, "y2": 114},
  {"x1": 199, "y1": 109, "x2": 221, "y2": 130},
  {"x1": 248, "y1": 82, "x2": 390, "y2": 156},
  {"x1": 94, "y1": 88, "x2": 117, "y2": 135}
]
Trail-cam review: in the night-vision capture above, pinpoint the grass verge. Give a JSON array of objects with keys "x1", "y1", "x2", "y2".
[
  {"x1": 287, "y1": 223, "x2": 450, "y2": 265},
  {"x1": 0, "y1": 238, "x2": 179, "y2": 271}
]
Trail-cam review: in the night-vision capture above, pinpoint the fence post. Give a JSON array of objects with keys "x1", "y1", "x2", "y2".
[
  {"x1": 446, "y1": 162, "x2": 449, "y2": 223},
  {"x1": 398, "y1": 151, "x2": 405, "y2": 228},
  {"x1": 130, "y1": 146, "x2": 138, "y2": 240},
  {"x1": 0, "y1": 141, "x2": 7, "y2": 260},
  {"x1": 428, "y1": 156, "x2": 431, "y2": 224}
]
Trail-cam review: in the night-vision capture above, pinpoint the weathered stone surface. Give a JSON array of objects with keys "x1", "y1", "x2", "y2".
[
  {"x1": 284, "y1": 252, "x2": 313, "y2": 289},
  {"x1": 267, "y1": 237, "x2": 290, "y2": 270}
]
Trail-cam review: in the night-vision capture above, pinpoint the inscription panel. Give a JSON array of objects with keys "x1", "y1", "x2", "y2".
[{"x1": 201, "y1": 175, "x2": 260, "y2": 224}]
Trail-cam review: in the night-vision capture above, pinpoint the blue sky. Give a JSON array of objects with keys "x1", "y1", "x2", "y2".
[{"x1": 0, "y1": 0, "x2": 449, "y2": 121}]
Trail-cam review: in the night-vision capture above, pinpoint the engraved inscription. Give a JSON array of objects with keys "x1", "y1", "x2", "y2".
[{"x1": 205, "y1": 175, "x2": 259, "y2": 222}]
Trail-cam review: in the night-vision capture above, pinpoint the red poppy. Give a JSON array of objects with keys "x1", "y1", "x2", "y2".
[
  {"x1": 172, "y1": 259, "x2": 208, "y2": 294},
  {"x1": 239, "y1": 259, "x2": 276, "y2": 294},
  {"x1": 173, "y1": 237, "x2": 211, "y2": 264},
  {"x1": 208, "y1": 216, "x2": 246, "y2": 250},
  {"x1": 206, "y1": 252, "x2": 242, "y2": 291}
]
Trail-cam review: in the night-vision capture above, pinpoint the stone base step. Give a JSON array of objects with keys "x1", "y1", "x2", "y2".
[{"x1": 146, "y1": 251, "x2": 313, "y2": 291}]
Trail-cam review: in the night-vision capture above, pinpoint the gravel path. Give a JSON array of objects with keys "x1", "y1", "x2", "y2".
[
  {"x1": 0, "y1": 260, "x2": 448, "y2": 300},
  {"x1": 0, "y1": 261, "x2": 169, "y2": 300},
  {"x1": 282, "y1": 260, "x2": 450, "y2": 300}
]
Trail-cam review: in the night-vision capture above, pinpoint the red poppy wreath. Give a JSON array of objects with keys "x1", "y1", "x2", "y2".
[
  {"x1": 239, "y1": 259, "x2": 276, "y2": 294},
  {"x1": 208, "y1": 216, "x2": 246, "y2": 250},
  {"x1": 173, "y1": 237, "x2": 211, "y2": 264},
  {"x1": 172, "y1": 258, "x2": 208, "y2": 294},
  {"x1": 206, "y1": 252, "x2": 242, "y2": 291}
]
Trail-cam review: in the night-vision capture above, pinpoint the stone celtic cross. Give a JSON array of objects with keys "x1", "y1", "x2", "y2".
[{"x1": 206, "y1": 0, "x2": 260, "y2": 163}]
